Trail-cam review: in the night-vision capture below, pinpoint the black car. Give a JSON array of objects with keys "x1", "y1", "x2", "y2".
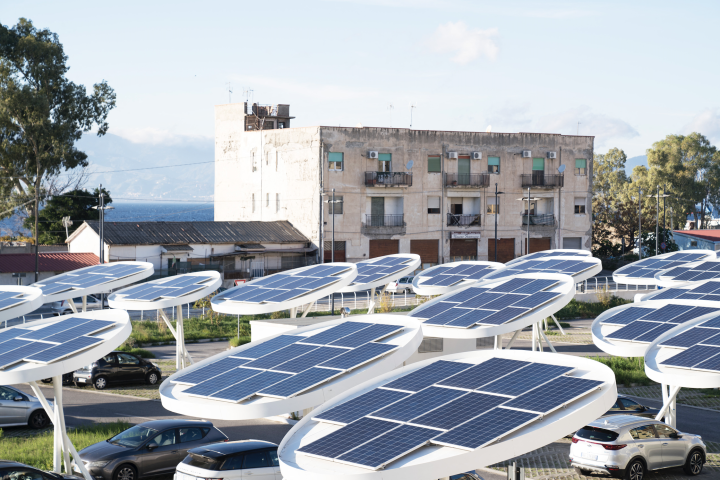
[
  {"x1": 176, "y1": 440, "x2": 281, "y2": 479},
  {"x1": 603, "y1": 395, "x2": 662, "y2": 419},
  {"x1": 76, "y1": 419, "x2": 228, "y2": 480},
  {"x1": 0, "y1": 460, "x2": 83, "y2": 480},
  {"x1": 73, "y1": 352, "x2": 162, "y2": 390}
]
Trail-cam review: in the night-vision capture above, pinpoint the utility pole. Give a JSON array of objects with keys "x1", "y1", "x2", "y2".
[
  {"x1": 34, "y1": 159, "x2": 39, "y2": 283},
  {"x1": 648, "y1": 186, "x2": 671, "y2": 255},
  {"x1": 638, "y1": 187, "x2": 642, "y2": 260},
  {"x1": 493, "y1": 183, "x2": 504, "y2": 262},
  {"x1": 410, "y1": 103, "x2": 417, "y2": 128},
  {"x1": 323, "y1": 190, "x2": 343, "y2": 315},
  {"x1": 93, "y1": 185, "x2": 114, "y2": 308},
  {"x1": 526, "y1": 187, "x2": 531, "y2": 255}
]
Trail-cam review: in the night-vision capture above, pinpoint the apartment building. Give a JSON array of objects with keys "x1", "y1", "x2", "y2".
[{"x1": 215, "y1": 102, "x2": 594, "y2": 266}]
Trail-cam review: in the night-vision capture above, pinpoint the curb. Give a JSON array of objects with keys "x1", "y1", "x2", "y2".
[
  {"x1": 26, "y1": 382, "x2": 158, "y2": 402},
  {"x1": 623, "y1": 393, "x2": 720, "y2": 415}
]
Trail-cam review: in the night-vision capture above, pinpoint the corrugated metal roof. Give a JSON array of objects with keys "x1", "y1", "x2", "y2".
[
  {"x1": 0, "y1": 253, "x2": 99, "y2": 273},
  {"x1": 161, "y1": 245, "x2": 193, "y2": 251},
  {"x1": 82, "y1": 221, "x2": 310, "y2": 246}
]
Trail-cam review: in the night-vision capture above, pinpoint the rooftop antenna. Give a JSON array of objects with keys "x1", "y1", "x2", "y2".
[
  {"x1": 243, "y1": 87, "x2": 254, "y2": 103},
  {"x1": 577, "y1": 121, "x2": 581, "y2": 135},
  {"x1": 226, "y1": 82, "x2": 233, "y2": 104},
  {"x1": 410, "y1": 103, "x2": 417, "y2": 128},
  {"x1": 388, "y1": 103, "x2": 394, "y2": 127}
]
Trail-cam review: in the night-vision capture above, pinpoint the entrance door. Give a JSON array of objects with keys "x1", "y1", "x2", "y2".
[
  {"x1": 450, "y1": 239, "x2": 477, "y2": 261},
  {"x1": 371, "y1": 197, "x2": 385, "y2": 226},
  {"x1": 488, "y1": 238, "x2": 515, "y2": 263},
  {"x1": 411, "y1": 240, "x2": 439, "y2": 267},
  {"x1": 458, "y1": 157, "x2": 470, "y2": 185},
  {"x1": 525, "y1": 237, "x2": 552, "y2": 255},
  {"x1": 369, "y1": 240, "x2": 399, "y2": 258},
  {"x1": 532, "y1": 158, "x2": 545, "y2": 186}
]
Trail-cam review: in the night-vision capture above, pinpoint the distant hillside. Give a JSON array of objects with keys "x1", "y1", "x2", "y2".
[
  {"x1": 76, "y1": 133, "x2": 214, "y2": 200},
  {"x1": 625, "y1": 155, "x2": 647, "y2": 175}
]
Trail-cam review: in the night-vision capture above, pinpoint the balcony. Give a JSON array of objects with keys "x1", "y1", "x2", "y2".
[
  {"x1": 521, "y1": 174, "x2": 564, "y2": 188},
  {"x1": 521, "y1": 214, "x2": 555, "y2": 226},
  {"x1": 365, "y1": 172, "x2": 413, "y2": 187},
  {"x1": 447, "y1": 213, "x2": 481, "y2": 227},
  {"x1": 361, "y1": 214, "x2": 406, "y2": 236},
  {"x1": 444, "y1": 173, "x2": 490, "y2": 188}
]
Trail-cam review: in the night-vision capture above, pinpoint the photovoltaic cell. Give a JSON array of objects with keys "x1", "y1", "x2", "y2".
[
  {"x1": 479, "y1": 363, "x2": 574, "y2": 396},
  {"x1": 410, "y1": 392, "x2": 508, "y2": 430},
  {"x1": 423, "y1": 307, "x2": 475, "y2": 326},
  {"x1": 700, "y1": 315, "x2": 720, "y2": 329},
  {"x1": 671, "y1": 307, "x2": 720, "y2": 324},
  {"x1": 660, "y1": 345, "x2": 720, "y2": 368},
  {"x1": 0, "y1": 297, "x2": 25, "y2": 311},
  {"x1": 184, "y1": 368, "x2": 263, "y2": 396},
  {"x1": 502, "y1": 376, "x2": 602, "y2": 414},
  {"x1": 336, "y1": 424, "x2": 439, "y2": 470},
  {"x1": 641, "y1": 304, "x2": 694, "y2": 322},
  {"x1": 314, "y1": 388, "x2": 411, "y2": 424},
  {"x1": 319, "y1": 342, "x2": 397, "y2": 371},
  {"x1": 432, "y1": 407, "x2": 539, "y2": 450},
  {"x1": 511, "y1": 291, "x2": 560, "y2": 309},
  {"x1": 271, "y1": 346, "x2": 347, "y2": 373},
  {"x1": 242, "y1": 343, "x2": 319, "y2": 370},
  {"x1": 0, "y1": 341, "x2": 51, "y2": 369},
  {"x1": 602, "y1": 307, "x2": 655, "y2": 326},
  {"x1": 259, "y1": 367, "x2": 341, "y2": 398},
  {"x1": 19, "y1": 318, "x2": 90, "y2": 340},
  {"x1": 481, "y1": 294, "x2": 528, "y2": 311},
  {"x1": 634, "y1": 323, "x2": 677, "y2": 343},
  {"x1": 445, "y1": 309, "x2": 495, "y2": 328},
  {"x1": 172, "y1": 357, "x2": 250, "y2": 385},
  {"x1": 651, "y1": 288, "x2": 685, "y2": 300},
  {"x1": 329, "y1": 324, "x2": 402, "y2": 348},
  {"x1": 0, "y1": 328, "x2": 32, "y2": 345},
  {"x1": 509, "y1": 279, "x2": 559, "y2": 294},
  {"x1": 489, "y1": 278, "x2": 535, "y2": 293},
  {"x1": 476, "y1": 307, "x2": 528, "y2": 325},
  {"x1": 41, "y1": 320, "x2": 115, "y2": 343},
  {"x1": 382, "y1": 360, "x2": 472, "y2": 392},
  {"x1": 437, "y1": 358, "x2": 530, "y2": 390},
  {"x1": 299, "y1": 322, "x2": 371, "y2": 345},
  {"x1": 693, "y1": 355, "x2": 720, "y2": 372},
  {"x1": 297, "y1": 417, "x2": 399, "y2": 459},
  {"x1": 209, "y1": 371, "x2": 292, "y2": 402},
  {"x1": 438, "y1": 287, "x2": 489, "y2": 303},
  {"x1": 232, "y1": 335, "x2": 300, "y2": 359},
  {"x1": 409, "y1": 302, "x2": 456, "y2": 319},
  {"x1": 661, "y1": 327, "x2": 720, "y2": 348},
  {"x1": 371, "y1": 386, "x2": 466, "y2": 422},
  {"x1": 24, "y1": 336, "x2": 102, "y2": 363},
  {"x1": 606, "y1": 321, "x2": 663, "y2": 341}
]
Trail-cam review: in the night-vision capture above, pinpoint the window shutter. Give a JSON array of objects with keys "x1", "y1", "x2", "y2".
[
  {"x1": 428, "y1": 156, "x2": 441, "y2": 172},
  {"x1": 532, "y1": 158, "x2": 545, "y2": 170},
  {"x1": 428, "y1": 197, "x2": 440, "y2": 209},
  {"x1": 488, "y1": 156, "x2": 500, "y2": 166}
]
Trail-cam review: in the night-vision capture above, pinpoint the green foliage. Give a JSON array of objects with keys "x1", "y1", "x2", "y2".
[
  {"x1": 228, "y1": 336, "x2": 251, "y2": 348},
  {"x1": 22, "y1": 187, "x2": 111, "y2": 244},
  {"x1": 587, "y1": 356, "x2": 653, "y2": 386},
  {"x1": 116, "y1": 344, "x2": 156, "y2": 358},
  {"x1": 0, "y1": 421, "x2": 130, "y2": 471},
  {"x1": 129, "y1": 315, "x2": 248, "y2": 344},
  {"x1": 554, "y1": 298, "x2": 631, "y2": 320},
  {"x1": 639, "y1": 227, "x2": 679, "y2": 257}
]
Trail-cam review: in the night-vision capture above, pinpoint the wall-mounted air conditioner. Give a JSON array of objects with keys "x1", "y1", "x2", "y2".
[
  {"x1": 522, "y1": 150, "x2": 532, "y2": 158},
  {"x1": 448, "y1": 152, "x2": 458, "y2": 159},
  {"x1": 368, "y1": 151, "x2": 379, "y2": 159},
  {"x1": 547, "y1": 151, "x2": 557, "y2": 159},
  {"x1": 472, "y1": 152, "x2": 482, "y2": 160}
]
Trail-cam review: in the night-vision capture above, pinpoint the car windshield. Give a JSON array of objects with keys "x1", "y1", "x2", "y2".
[
  {"x1": 575, "y1": 426, "x2": 619, "y2": 442},
  {"x1": 109, "y1": 425, "x2": 159, "y2": 447}
]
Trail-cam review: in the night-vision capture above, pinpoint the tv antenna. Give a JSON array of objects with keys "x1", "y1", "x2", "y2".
[
  {"x1": 410, "y1": 103, "x2": 417, "y2": 128},
  {"x1": 61, "y1": 216, "x2": 73, "y2": 240},
  {"x1": 243, "y1": 87, "x2": 254, "y2": 106},
  {"x1": 388, "y1": 104, "x2": 394, "y2": 127},
  {"x1": 226, "y1": 82, "x2": 233, "y2": 104},
  {"x1": 577, "y1": 121, "x2": 581, "y2": 135}
]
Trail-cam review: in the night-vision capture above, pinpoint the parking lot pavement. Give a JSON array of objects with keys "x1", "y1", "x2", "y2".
[{"x1": 145, "y1": 341, "x2": 230, "y2": 362}]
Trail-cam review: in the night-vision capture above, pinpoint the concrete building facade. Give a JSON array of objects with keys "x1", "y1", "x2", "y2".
[{"x1": 215, "y1": 103, "x2": 594, "y2": 267}]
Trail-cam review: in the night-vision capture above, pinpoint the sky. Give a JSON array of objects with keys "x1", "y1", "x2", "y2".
[{"x1": 4, "y1": 0, "x2": 720, "y2": 158}]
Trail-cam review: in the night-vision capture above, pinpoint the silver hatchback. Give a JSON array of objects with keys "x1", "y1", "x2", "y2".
[
  {"x1": 570, "y1": 415, "x2": 705, "y2": 479},
  {"x1": 0, "y1": 385, "x2": 52, "y2": 429}
]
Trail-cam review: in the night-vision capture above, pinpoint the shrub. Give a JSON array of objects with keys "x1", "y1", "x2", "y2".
[
  {"x1": 587, "y1": 356, "x2": 652, "y2": 386},
  {"x1": 555, "y1": 298, "x2": 631, "y2": 320}
]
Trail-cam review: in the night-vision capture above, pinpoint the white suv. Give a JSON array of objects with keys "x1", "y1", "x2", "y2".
[
  {"x1": 387, "y1": 276, "x2": 414, "y2": 294},
  {"x1": 570, "y1": 415, "x2": 705, "y2": 479}
]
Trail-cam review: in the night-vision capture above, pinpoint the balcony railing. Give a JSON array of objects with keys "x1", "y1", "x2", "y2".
[
  {"x1": 365, "y1": 214, "x2": 405, "y2": 227},
  {"x1": 521, "y1": 174, "x2": 564, "y2": 188},
  {"x1": 447, "y1": 213, "x2": 481, "y2": 227},
  {"x1": 444, "y1": 173, "x2": 490, "y2": 188},
  {"x1": 521, "y1": 214, "x2": 555, "y2": 226},
  {"x1": 365, "y1": 172, "x2": 413, "y2": 187}
]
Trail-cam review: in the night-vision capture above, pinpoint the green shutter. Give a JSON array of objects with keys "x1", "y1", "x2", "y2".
[
  {"x1": 487, "y1": 156, "x2": 500, "y2": 166},
  {"x1": 329, "y1": 152, "x2": 343, "y2": 163},
  {"x1": 532, "y1": 158, "x2": 545, "y2": 171},
  {"x1": 378, "y1": 153, "x2": 392, "y2": 161},
  {"x1": 428, "y1": 156, "x2": 441, "y2": 172},
  {"x1": 575, "y1": 158, "x2": 587, "y2": 169}
]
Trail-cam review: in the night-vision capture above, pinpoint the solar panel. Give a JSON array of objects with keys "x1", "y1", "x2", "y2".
[
  {"x1": 349, "y1": 256, "x2": 414, "y2": 285},
  {"x1": 184, "y1": 368, "x2": 264, "y2": 397},
  {"x1": 370, "y1": 386, "x2": 466, "y2": 422},
  {"x1": 660, "y1": 345, "x2": 720, "y2": 368},
  {"x1": 382, "y1": 360, "x2": 472, "y2": 392},
  {"x1": 651, "y1": 288, "x2": 685, "y2": 300},
  {"x1": 0, "y1": 328, "x2": 33, "y2": 345},
  {"x1": 410, "y1": 392, "x2": 508, "y2": 430},
  {"x1": 232, "y1": 335, "x2": 300, "y2": 359},
  {"x1": 336, "y1": 424, "x2": 439, "y2": 470},
  {"x1": 319, "y1": 342, "x2": 397, "y2": 371},
  {"x1": 511, "y1": 291, "x2": 560, "y2": 309},
  {"x1": 437, "y1": 358, "x2": 530, "y2": 390},
  {"x1": 0, "y1": 341, "x2": 52, "y2": 369},
  {"x1": 314, "y1": 388, "x2": 411, "y2": 424},
  {"x1": 172, "y1": 357, "x2": 250, "y2": 385},
  {"x1": 19, "y1": 318, "x2": 91, "y2": 340},
  {"x1": 606, "y1": 320, "x2": 663, "y2": 341},
  {"x1": 658, "y1": 260, "x2": 720, "y2": 282},
  {"x1": 661, "y1": 327, "x2": 720, "y2": 348},
  {"x1": 259, "y1": 367, "x2": 342, "y2": 398},
  {"x1": 442, "y1": 287, "x2": 491, "y2": 303},
  {"x1": 40, "y1": 320, "x2": 115, "y2": 343},
  {"x1": 484, "y1": 259, "x2": 595, "y2": 280},
  {"x1": 602, "y1": 307, "x2": 655, "y2": 326},
  {"x1": 478, "y1": 363, "x2": 574, "y2": 396},
  {"x1": 670, "y1": 307, "x2": 720, "y2": 324},
  {"x1": 328, "y1": 324, "x2": 402, "y2": 348},
  {"x1": 408, "y1": 302, "x2": 456, "y2": 319},
  {"x1": 481, "y1": 294, "x2": 529, "y2": 311},
  {"x1": 476, "y1": 307, "x2": 528, "y2": 325},
  {"x1": 634, "y1": 323, "x2": 677, "y2": 343},
  {"x1": 692, "y1": 355, "x2": 720, "y2": 372},
  {"x1": 0, "y1": 296, "x2": 26, "y2": 311},
  {"x1": 422, "y1": 307, "x2": 476, "y2": 326},
  {"x1": 271, "y1": 346, "x2": 347, "y2": 373},
  {"x1": 210, "y1": 371, "x2": 293, "y2": 402},
  {"x1": 299, "y1": 322, "x2": 371, "y2": 345},
  {"x1": 700, "y1": 315, "x2": 720, "y2": 329},
  {"x1": 416, "y1": 264, "x2": 494, "y2": 289},
  {"x1": 242, "y1": 343, "x2": 319, "y2": 370},
  {"x1": 444, "y1": 309, "x2": 495, "y2": 328},
  {"x1": 489, "y1": 278, "x2": 535, "y2": 293},
  {"x1": 24, "y1": 336, "x2": 103, "y2": 364},
  {"x1": 501, "y1": 376, "x2": 603, "y2": 414},
  {"x1": 297, "y1": 417, "x2": 399, "y2": 460},
  {"x1": 432, "y1": 407, "x2": 539, "y2": 450},
  {"x1": 642, "y1": 304, "x2": 694, "y2": 322}
]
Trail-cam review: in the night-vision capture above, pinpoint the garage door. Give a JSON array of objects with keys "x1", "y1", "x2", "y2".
[
  {"x1": 411, "y1": 240, "x2": 439, "y2": 265},
  {"x1": 525, "y1": 237, "x2": 551, "y2": 255},
  {"x1": 324, "y1": 241, "x2": 346, "y2": 262},
  {"x1": 369, "y1": 239, "x2": 399, "y2": 258},
  {"x1": 563, "y1": 237, "x2": 582, "y2": 250},
  {"x1": 450, "y1": 239, "x2": 477, "y2": 260},
  {"x1": 488, "y1": 238, "x2": 515, "y2": 263}
]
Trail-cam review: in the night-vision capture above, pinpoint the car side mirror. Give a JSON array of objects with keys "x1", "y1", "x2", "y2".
[
  {"x1": 669, "y1": 432, "x2": 682, "y2": 439},
  {"x1": 146, "y1": 442, "x2": 159, "y2": 451},
  {"x1": 13, "y1": 396, "x2": 24, "y2": 402}
]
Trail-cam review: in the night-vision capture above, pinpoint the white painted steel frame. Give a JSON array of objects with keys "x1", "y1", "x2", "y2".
[
  {"x1": 0, "y1": 285, "x2": 43, "y2": 323},
  {"x1": 159, "y1": 316, "x2": 423, "y2": 420},
  {"x1": 278, "y1": 349, "x2": 616, "y2": 480},
  {"x1": 613, "y1": 250, "x2": 715, "y2": 287},
  {"x1": 411, "y1": 261, "x2": 504, "y2": 296}
]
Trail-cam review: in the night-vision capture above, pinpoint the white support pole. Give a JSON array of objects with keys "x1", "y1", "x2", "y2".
[
  {"x1": 531, "y1": 323, "x2": 537, "y2": 352},
  {"x1": 367, "y1": 287, "x2": 377, "y2": 314},
  {"x1": 538, "y1": 327, "x2": 557, "y2": 353},
  {"x1": 81, "y1": 296, "x2": 87, "y2": 313},
  {"x1": 290, "y1": 306, "x2": 297, "y2": 318},
  {"x1": 551, "y1": 314, "x2": 566, "y2": 335},
  {"x1": 67, "y1": 298, "x2": 78, "y2": 314},
  {"x1": 504, "y1": 329, "x2": 523, "y2": 350},
  {"x1": 158, "y1": 309, "x2": 192, "y2": 368},
  {"x1": 655, "y1": 385, "x2": 681, "y2": 427},
  {"x1": 300, "y1": 302, "x2": 314, "y2": 318},
  {"x1": 53, "y1": 378, "x2": 72, "y2": 474},
  {"x1": 493, "y1": 335, "x2": 501, "y2": 350},
  {"x1": 537, "y1": 322, "x2": 543, "y2": 352}
]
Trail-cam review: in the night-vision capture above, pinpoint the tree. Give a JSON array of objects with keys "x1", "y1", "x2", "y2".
[
  {"x1": 0, "y1": 19, "x2": 116, "y2": 264},
  {"x1": 22, "y1": 187, "x2": 111, "y2": 244},
  {"x1": 639, "y1": 227, "x2": 679, "y2": 257}
]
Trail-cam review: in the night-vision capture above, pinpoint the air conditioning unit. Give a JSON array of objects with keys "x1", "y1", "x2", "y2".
[
  {"x1": 448, "y1": 152, "x2": 458, "y2": 159},
  {"x1": 472, "y1": 152, "x2": 482, "y2": 160},
  {"x1": 547, "y1": 151, "x2": 557, "y2": 159},
  {"x1": 368, "y1": 151, "x2": 379, "y2": 159},
  {"x1": 522, "y1": 150, "x2": 532, "y2": 158}
]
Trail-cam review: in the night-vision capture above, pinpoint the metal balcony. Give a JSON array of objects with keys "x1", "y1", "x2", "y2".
[
  {"x1": 521, "y1": 214, "x2": 555, "y2": 226},
  {"x1": 444, "y1": 173, "x2": 490, "y2": 188},
  {"x1": 447, "y1": 214, "x2": 481, "y2": 227},
  {"x1": 365, "y1": 172, "x2": 413, "y2": 187},
  {"x1": 365, "y1": 214, "x2": 405, "y2": 227},
  {"x1": 520, "y1": 174, "x2": 564, "y2": 188}
]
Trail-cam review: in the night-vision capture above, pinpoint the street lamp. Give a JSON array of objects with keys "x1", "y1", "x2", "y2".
[
  {"x1": 92, "y1": 185, "x2": 114, "y2": 309},
  {"x1": 323, "y1": 189, "x2": 343, "y2": 315},
  {"x1": 517, "y1": 189, "x2": 539, "y2": 256},
  {"x1": 647, "y1": 185, "x2": 671, "y2": 255},
  {"x1": 493, "y1": 183, "x2": 504, "y2": 262}
]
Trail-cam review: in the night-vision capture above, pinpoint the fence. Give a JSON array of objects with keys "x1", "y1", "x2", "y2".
[
  {"x1": 304, "y1": 291, "x2": 425, "y2": 313},
  {"x1": 576, "y1": 276, "x2": 658, "y2": 294}
]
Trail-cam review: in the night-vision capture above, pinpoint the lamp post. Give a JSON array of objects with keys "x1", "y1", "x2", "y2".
[
  {"x1": 526, "y1": 187, "x2": 530, "y2": 255},
  {"x1": 647, "y1": 186, "x2": 671, "y2": 255},
  {"x1": 92, "y1": 185, "x2": 114, "y2": 308},
  {"x1": 493, "y1": 183, "x2": 504, "y2": 262},
  {"x1": 638, "y1": 187, "x2": 642, "y2": 260},
  {"x1": 323, "y1": 189, "x2": 343, "y2": 315}
]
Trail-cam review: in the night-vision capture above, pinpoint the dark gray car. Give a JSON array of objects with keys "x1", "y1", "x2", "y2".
[
  {"x1": 0, "y1": 460, "x2": 84, "y2": 480},
  {"x1": 75, "y1": 419, "x2": 227, "y2": 480}
]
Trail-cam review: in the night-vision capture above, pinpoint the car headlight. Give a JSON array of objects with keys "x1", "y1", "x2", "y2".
[{"x1": 86, "y1": 461, "x2": 110, "y2": 468}]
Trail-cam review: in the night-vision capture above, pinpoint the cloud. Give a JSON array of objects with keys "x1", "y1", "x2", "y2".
[
  {"x1": 534, "y1": 106, "x2": 639, "y2": 146},
  {"x1": 111, "y1": 127, "x2": 213, "y2": 147},
  {"x1": 682, "y1": 108, "x2": 720, "y2": 143},
  {"x1": 427, "y1": 22, "x2": 499, "y2": 64},
  {"x1": 231, "y1": 75, "x2": 378, "y2": 102}
]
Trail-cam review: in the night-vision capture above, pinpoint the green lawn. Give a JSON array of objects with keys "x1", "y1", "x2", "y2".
[
  {"x1": 587, "y1": 355, "x2": 653, "y2": 386},
  {"x1": 555, "y1": 298, "x2": 631, "y2": 320}
]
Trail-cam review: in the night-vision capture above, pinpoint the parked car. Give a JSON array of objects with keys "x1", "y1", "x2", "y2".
[
  {"x1": 603, "y1": 395, "x2": 662, "y2": 419},
  {"x1": 570, "y1": 415, "x2": 705, "y2": 479},
  {"x1": 50, "y1": 295, "x2": 107, "y2": 316},
  {"x1": 73, "y1": 352, "x2": 162, "y2": 390},
  {"x1": 0, "y1": 385, "x2": 52, "y2": 429},
  {"x1": 0, "y1": 460, "x2": 83, "y2": 480},
  {"x1": 41, "y1": 372, "x2": 75, "y2": 385},
  {"x1": 387, "y1": 276, "x2": 414, "y2": 294},
  {"x1": 75, "y1": 419, "x2": 228, "y2": 480},
  {"x1": 175, "y1": 440, "x2": 281, "y2": 480}
]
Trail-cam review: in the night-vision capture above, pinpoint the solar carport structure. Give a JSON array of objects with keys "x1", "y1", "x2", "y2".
[
  {"x1": 504, "y1": 248, "x2": 591, "y2": 266},
  {"x1": 0, "y1": 286, "x2": 43, "y2": 324},
  {"x1": 159, "y1": 317, "x2": 422, "y2": 420},
  {"x1": 278, "y1": 350, "x2": 615, "y2": 480},
  {"x1": 411, "y1": 260, "x2": 504, "y2": 296},
  {"x1": 613, "y1": 250, "x2": 715, "y2": 286},
  {"x1": 0, "y1": 310, "x2": 131, "y2": 480}
]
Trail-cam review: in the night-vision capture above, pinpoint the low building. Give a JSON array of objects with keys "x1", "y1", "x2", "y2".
[
  {"x1": 0, "y1": 244, "x2": 68, "y2": 254},
  {"x1": 66, "y1": 220, "x2": 315, "y2": 286},
  {"x1": 673, "y1": 230, "x2": 720, "y2": 252},
  {"x1": 0, "y1": 252, "x2": 99, "y2": 285}
]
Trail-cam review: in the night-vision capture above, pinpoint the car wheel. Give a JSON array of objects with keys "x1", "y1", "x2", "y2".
[
  {"x1": 684, "y1": 450, "x2": 704, "y2": 476},
  {"x1": 114, "y1": 464, "x2": 137, "y2": 480},
  {"x1": 146, "y1": 372, "x2": 159, "y2": 385},
  {"x1": 93, "y1": 376, "x2": 108, "y2": 390},
  {"x1": 28, "y1": 410, "x2": 50, "y2": 429},
  {"x1": 624, "y1": 459, "x2": 644, "y2": 480},
  {"x1": 41, "y1": 378, "x2": 52, "y2": 384}
]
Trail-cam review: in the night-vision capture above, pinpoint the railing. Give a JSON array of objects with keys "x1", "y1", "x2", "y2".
[
  {"x1": 521, "y1": 214, "x2": 555, "y2": 226},
  {"x1": 447, "y1": 213, "x2": 481, "y2": 227},
  {"x1": 444, "y1": 173, "x2": 490, "y2": 188},
  {"x1": 521, "y1": 174, "x2": 564, "y2": 188},
  {"x1": 365, "y1": 214, "x2": 404, "y2": 227},
  {"x1": 304, "y1": 291, "x2": 426, "y2": 313},
  {"x1": 365, "y1": 172, "x2": 413, "y2": 187},
  {"x1": 575, "y1": 276, "x2": 658, "y2": 294}
]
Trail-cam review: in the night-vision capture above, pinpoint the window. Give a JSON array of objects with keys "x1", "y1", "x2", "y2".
[
  {"x1": 576, "y1": 426, "x2": 619, "y2": 442},
  {"x1": 574, "y1": 197, "x2": 586, "y2": 214},
  {"x1": 242, "y1": 451, "x2": 271, "y2": 469},
  {"x1": 609, "y1": 400, "x2": 623, "y2": 411},
  {"x1": 378, "y1": 153, "x2": 391, "y2": 172},
  {"x1": 329, "y1": 152, "x2": 343, "y2": 171},
  {"x1": 532, "y1": 158, "x2": 545, "y2": 171},
  {"x1": 620, "y1": 398, "x2": 642, "y2": 410},
  {"x1": 252, "y1": 153, "x2": 257, "y2": 172},
  {"x1": 630, "y1": 425, "x2": 657, "y2": 440},
  {"x1": 266, "y1": 193, "x2": 269, "y2": 207},
  {"x1": 151, "y1": 429, "x2": 177, "y2": 446},
  {"x1": 476, "y1": 337, "x2": 493, "y2": 349},
  {"x1": 269, "y1": 449, "x2": 280, "y2": 467},
  {"x1": 691, "y1": 240, "x2": 698, "y2": 247},
  {"x1": 575, "y1": 158, "x2": 587, "y2": 175},
  {"x1": 428, "y1": 155, "x2": 441, "y2": 173},
  {"x1": 278, "y1": 122, "x2": 285, "y2": 129},
  {"x1": 0, "y1": 386, "x2": 20, "y2": 400},
  {"x1": 488, "y1": 156, "x2": 500, "y2": 174},
  {"x1": 655, "y1": 424, "x2": 678, "y2": 438},
  {"x1": 178, "y1": 427, "x2": 206, "y2": 443},
  {"x1": 0, "y1": 469, "x2": 44, "y2": 480},
  {"x1": 330, "y1": 195, "x2": 343, "y2": 214},
  {"x1": 418, "y1": 337, "x2": 443, "y2": 353},
  {"x1": 487, "y1": 197, "x2": 499, "y2": 214},
  {"x1": 252, "y1": 193, "x2": 255, "y2": 213},
  {"x1": 276, "y1": 193, "x2": 280, "y2": 213},
  {"x1": 221, "y1": 455, "x2": 245, "y2": 471},
  {"x1": 427, "y1": 196, "x2": 440, "y2": 214},
  {"x1": 117, "y1": 353, "x2": 140, "y2": 365}
]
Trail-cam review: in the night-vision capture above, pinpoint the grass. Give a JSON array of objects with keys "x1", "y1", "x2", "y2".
[
  {"x1": 116, "y1": 344, "x2": 156, "y2": 358},
  {"x1": 0, "y1": 421, "x2": 131, "y2": 471},
  {"x1": 554, "y1": 298, "x2": 631, "y2": 320},
  {"x1": 587, "y1": 355, "x2": 653, "y2": 386}
]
